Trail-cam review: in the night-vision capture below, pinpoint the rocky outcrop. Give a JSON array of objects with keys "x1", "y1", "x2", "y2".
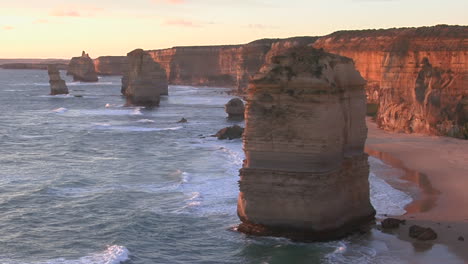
[
  {"x1": 94, "y1": 56, "x2": 128, "y2": 75},
  {"x1": 215, "y1": 125, "x2": 244, "y2": 140},
  {"x1": 237, "y1": 47, "x2": 375, "y2": 241},
  {"x1": 67, "y1": 51, "x2": 99, "y2": 82},
  {"x1": 313, "y1": 25, "x2": 468, "y2": 138},
  {"x1": 225, "y1": 98, "x2": 245, "y2": 119},
  {"x1": 409, "y1": 225, "x2": 438, "y2": 240},
  {"x1": 122, "y1": 49, "x2": 168, "y2": 106},
  {"x1": 47, "y1": 65, "x2": 68, "y2": 95}
]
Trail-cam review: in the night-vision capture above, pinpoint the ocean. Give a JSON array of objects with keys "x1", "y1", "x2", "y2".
[{"x1": 0, "y1": 69, "x2": 459, "y2": 264}]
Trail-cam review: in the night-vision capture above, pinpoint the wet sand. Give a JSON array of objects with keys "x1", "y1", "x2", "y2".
[{"x1": 365, "y1": 118, "x2": 468, "y2": 261}]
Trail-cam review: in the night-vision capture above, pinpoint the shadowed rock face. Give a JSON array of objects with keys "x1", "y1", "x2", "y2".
[
  {"x1": 47, "y1": 65, "x2": 68, "y2": 95},
  {"x1": 67, "y1": 51, "x2": 99, "y2": 82},
  {"x1": 225, "y1": 98, "x2": 245, "y2": 119},
  {"x1": 122, "y1": 49, "x2": 168, "y2": 107},
  {"x1": 237, "y1": 47, "x2": 375, "y2": 241},
  {"x1": 94, "y1": 56, "x2": 128, "y2": 75},
  {"x1": 313, "y1": 25, "x2": 468, "y2": 138}
]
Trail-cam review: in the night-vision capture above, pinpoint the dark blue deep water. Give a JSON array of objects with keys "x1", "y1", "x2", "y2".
[{"x1": 0, "y1": 69, "x2": 462, "y2": 264}]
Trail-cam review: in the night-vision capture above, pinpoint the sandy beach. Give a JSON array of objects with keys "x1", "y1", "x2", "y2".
[{"x1": 365, "y1": 118, "x2": 468, "y2": 261}]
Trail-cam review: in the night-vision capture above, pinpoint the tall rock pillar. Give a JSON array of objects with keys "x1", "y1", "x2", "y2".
[
  {"x1": 237, "y1": 47, "x2": 375, "y2": 240},
  {"x1": 122, "y1": 49, "x2": 168, "y2": 107},
  {"x1": 48, "y1": 65, "x2": 69, "y2": 95}
]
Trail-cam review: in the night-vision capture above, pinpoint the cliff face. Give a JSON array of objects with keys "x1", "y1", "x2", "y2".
[
  {"x1": 47, "y1": 65, "x2": 68, "y2": 95},
  {"x1": 313, "y1": 25, "x2": 468, "y2": 137},
  {"x1": 67, "y1": 51, "x2": 99, "y2": 82},
  {"x1": 94, "y1": 56, "x2": 128, "y2": 75},
  {"x1": 123, "y1": 49, "x2": 168, "y2": 106},
  {"x1": 237, "y1": 47, "x2": 375, "y2": 240},
  {"x1": 146, "y1": 37, "x2": 318, "y2": 90}
]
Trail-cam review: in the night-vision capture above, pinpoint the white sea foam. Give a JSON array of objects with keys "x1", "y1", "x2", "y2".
[
  {"x1": 67, "y1": 81, "x2": 115, "y2": 86},
  {"x1": 78, "y1": 108, "x2": 144, "y2": 117},
  {"x1": 52, "y1": 107, "x2": 68, "y2": 113},
  {"x1": 92, "y1": 124, "x2": 182, "y2": 132},
  {"x1": 5, "y1": 245, "x2": 129, "y2": 264},
  {"x1": 136, "y1": 119, "x2": 156, "y2": 123},
  {"x1": 369, "y1": 172, "x2": 413, "y2": 216}
]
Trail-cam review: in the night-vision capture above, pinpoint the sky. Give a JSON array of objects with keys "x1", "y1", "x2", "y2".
[{"x1": 1, "y1": 0, "x2": 467, "y2": 58}]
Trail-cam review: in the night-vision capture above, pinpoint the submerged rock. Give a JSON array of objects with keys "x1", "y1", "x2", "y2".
[
  {"x1": 67, "y1": 51, "x2": 99, "y2": 82},
  {"x1": 215, "y1": 125, "x2": 243, "y2": 140},
  {"x1": 409, "y1": 225, "x2": 437, "y2": 240},
  {"x1": 122, "y1": 49, "x2": 168, "y2": 107},
  {"x1": 48, "y1": 65, "x2": 68, "y2": 95},
  {"x1": 237, "y1": 46, "x2": 375, "y2": 241},
  {"x1": 381, "y1": 218, "x2": 406, "y2": 229},
  {"x1": 225, "y1": 98, "x2": 245, "y2": 119}
]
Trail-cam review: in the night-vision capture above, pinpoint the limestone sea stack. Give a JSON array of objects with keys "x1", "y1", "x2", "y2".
[
  {"x1": 47, "y1": 65, "x2": 68, "y2": 95},
  {"x1": 122, "y1": 49, "x2": 168, "y2": 106},
  {"x1": 67, "y1": 51, "x2": 99, "y2": 82},
  {"x1": 237, "y1": 47, "x2": 375, "y2": 241},
  {"x1": 225, "y1": 98, "x2": 245, "y2": 119}
]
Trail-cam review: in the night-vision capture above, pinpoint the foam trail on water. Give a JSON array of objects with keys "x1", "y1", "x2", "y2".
[
  {"x1": 2, "y1": 245, "x2": 129, "y2": 264},
  {"x1": 52, "y1": 107, "x2": 68, "y2": 113}
]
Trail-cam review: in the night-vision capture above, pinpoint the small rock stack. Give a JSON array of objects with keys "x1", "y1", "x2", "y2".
[
  {"x1": 67, "y1": 51, "x2": 99, "y2": 82},
  {"x1": 122, "y1": 49, "x2": 168, "y2": 107},
  {"x1": 48, "y1": 65, "x2": 68, "y2": 95},
  {"x1": 225, "y1": 98, "x2": 245, "y2": 119}
]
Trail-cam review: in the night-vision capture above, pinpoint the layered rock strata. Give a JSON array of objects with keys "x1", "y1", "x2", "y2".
[
  {"x1": 225, "y1": 98, "x2": 245, "y2": 119},
  {"x1": 122, "y1": 49, "x2": 168, "y2": 106},
  {"x1": 237, "y1": 47, "x2": 375, "y2": 240},
  {"x1": 47, "y1": 65, "x2": 68, "y2": 95},
  {"x1": 67, "y1": 51, "x2": 99, "y2": 82},
  {"x1": 313, "y1": 25, "x2": 468, "y2": 137},
  {"x1": 94, "y1": 56, "x2": 128, "y2": 75},
  {"x1": 146, "y1": 37, "x2": 318, "y2": 91}
]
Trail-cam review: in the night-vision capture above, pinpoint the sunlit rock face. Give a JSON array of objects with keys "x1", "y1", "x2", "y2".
[
  {"x1": 122, "y1": 49, "x2": 168, "y2": 107},
  {"x1": 94, "y1": 56, "x2": 128, "y2": 76},
  {"x1": 67, "y1": 51, "x2": 99, "y2": 82},
  {"x1": 237, "y1": 47, "x2": 375, "y2": 240},
  {"x1": 314, "y1": 25, "x2": 468, "y2": 138},
  {"x1": 47, "y1": 65, "x2": 68, "y2": 95},
  {"x1": 145, "y1": 37, "x2": 318, "y2": 91}
]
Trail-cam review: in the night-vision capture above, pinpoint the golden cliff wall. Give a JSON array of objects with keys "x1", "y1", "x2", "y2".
[
  {"x1": 94, "y1": 56, "x2": 128, "y2": 76},
  {"x1": 237, "y1": 47, "x2": 375, "y2": 240},
  {"x1": 313, "y1": 25, "x2": 468, "y2": 137},
  {"x1": 146, "y1": 37, "x2": 318, "y2": 90}
]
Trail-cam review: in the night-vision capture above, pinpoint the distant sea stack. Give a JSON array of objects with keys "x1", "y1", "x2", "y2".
[
  {"x1": 237, "y1": 47, "x2": 375, "y2": 240},
  {"x1": 122, "y1": 49, "x2": 168, "y2": 107},
  {"x1": 67, "y1": 51, "x2": 99, "y2": 82},
  {"x1": 94, "y1": 56, "x2": 128, "y2": 76},
  {"x1": 225, "y1": 98, "x2": 245, "y2": 119},
  {"x1": 47, "y1": 65, "x2": 68, "y2": 95},
  {"x1": 313, "y1": 25, "x2": 468, "y2": 138}
]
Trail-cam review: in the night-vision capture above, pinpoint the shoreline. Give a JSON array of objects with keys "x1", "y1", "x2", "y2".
[{"x1": 365, "y1": 118, "x2": 468, "y2": 261}]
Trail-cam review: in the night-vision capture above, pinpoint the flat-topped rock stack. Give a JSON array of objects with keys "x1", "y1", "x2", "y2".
[
  {"x1": 122, "y1": 49, "x2": 168, "y2": 107},
  {"x1": 237, "y1": 47, "x2": 375, "y2": 240},
  {"x1": 67, "y1": 51, "x2": 99, "y2": 82},
  {"x1": 47, "y1": 65, "x2": 68, "y2": 95}
]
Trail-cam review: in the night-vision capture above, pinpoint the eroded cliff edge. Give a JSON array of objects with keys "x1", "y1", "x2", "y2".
[
  {"x1": 314, "y1": 25, "x2": 468, "y2": 137},
  {"x1": 237, "y1": 47, "x2": 375, "y2": 240}
]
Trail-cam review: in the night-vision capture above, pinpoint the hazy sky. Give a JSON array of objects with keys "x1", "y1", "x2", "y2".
[{"x1": 1, "y1": 0, "x2": 467, "y2": 58}]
